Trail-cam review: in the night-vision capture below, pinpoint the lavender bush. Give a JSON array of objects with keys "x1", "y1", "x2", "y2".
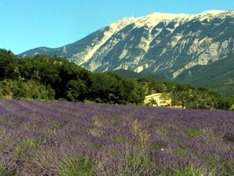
[{"x1": 0, "y1": 99, "x2": 234, "y2": 175}]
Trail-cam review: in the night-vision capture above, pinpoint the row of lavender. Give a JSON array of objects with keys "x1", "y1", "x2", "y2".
[{"x1": 0, "y1": 99, "x2": 234, "y2": 175}]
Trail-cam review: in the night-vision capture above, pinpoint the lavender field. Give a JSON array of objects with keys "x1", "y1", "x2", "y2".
[{"x1": 0, "y1": 99, "x2": 234, "y2": 175}]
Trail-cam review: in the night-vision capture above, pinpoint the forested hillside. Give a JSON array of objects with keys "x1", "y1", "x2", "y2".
[
  {"x1": 174, "y1": 53, "x2": 234, "y2": 98},
  {"x1": 136, "y1": 77, "x2": 233, "y2": 110},
  {"x1": 0, "y1": 49, "x2": 144, "y2": 105},
  {"x1": 0, "y1": 49, "x2": 233, "y2": 110}
]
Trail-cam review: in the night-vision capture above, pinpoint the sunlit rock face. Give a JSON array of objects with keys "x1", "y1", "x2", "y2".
[{"x1": 20, "y1": 10, "x2": 234, "y2": 80}]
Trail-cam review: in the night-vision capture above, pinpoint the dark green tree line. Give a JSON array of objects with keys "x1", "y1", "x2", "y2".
[
  {"x1": 0, "y1": 49, "x2": 144, "y2": 104},
  {"x1": 0, "y1": 48, "x2": 233, "y2": 110}
]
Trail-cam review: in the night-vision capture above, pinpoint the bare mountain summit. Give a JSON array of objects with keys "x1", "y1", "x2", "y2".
[{"x1": 20, "y1": 10, "x2": 234, "y2": 82}]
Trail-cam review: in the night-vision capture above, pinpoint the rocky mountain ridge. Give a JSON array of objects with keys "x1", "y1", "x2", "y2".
[{"x1": 20, "y1": 10, "x2": 234, "y2": 82}]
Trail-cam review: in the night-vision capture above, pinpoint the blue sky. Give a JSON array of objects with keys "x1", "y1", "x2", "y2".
[{"x1": 0, "y1": 0, "x2": 233, "y2": 54}]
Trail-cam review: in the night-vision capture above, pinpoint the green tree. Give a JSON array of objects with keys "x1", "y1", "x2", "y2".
[
  {"x1": 66, "y1": 79, "x2": 86, "y2": 101},
  {"x1": 0, "y1": 49, "x2": 17, "y2": 80}
]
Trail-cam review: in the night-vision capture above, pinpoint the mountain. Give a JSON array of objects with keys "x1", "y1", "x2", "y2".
[{"x1": 19, "y1": 10, "x2": 234, "y2": 93}]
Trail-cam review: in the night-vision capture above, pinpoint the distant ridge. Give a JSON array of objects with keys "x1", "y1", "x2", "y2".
[{"x1": 19, "y1": 10, "x2": 234, "y2": 96}]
